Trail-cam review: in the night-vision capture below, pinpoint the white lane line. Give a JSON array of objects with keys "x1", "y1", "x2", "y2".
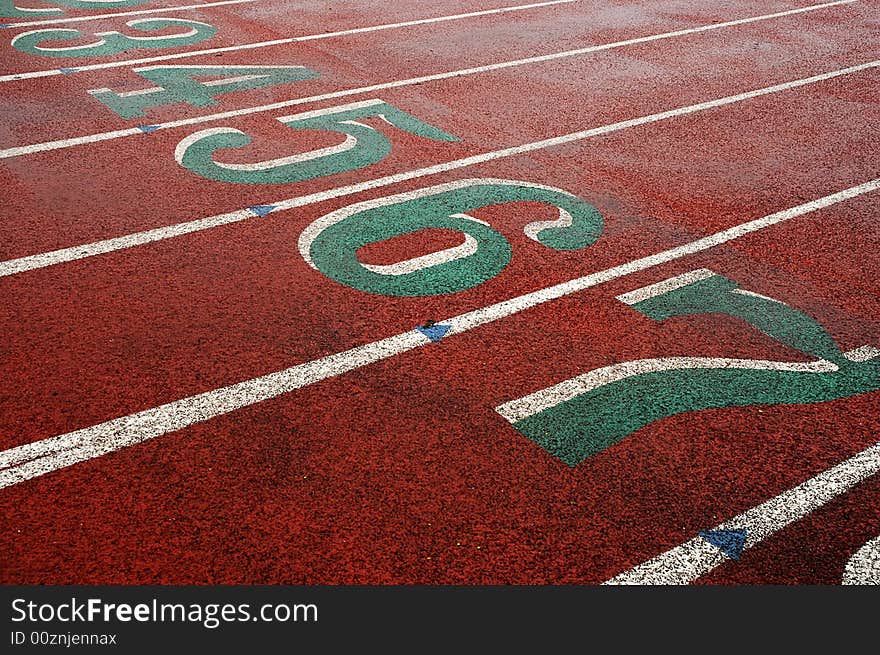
[
  {"x1": 361, "y1": 234, "x2": 479, "y2": 276},
  {"x1": 1, "y1": 59, "x2": 876, "y2": 278},
  {"x1": 1, "y1": 177, "x2": 878, "y2": 489},
  {"x1": 615, "y1": 268, "x2": 716, "y2": 304},
  {"x1": 845, "y1": 345, "x2": 880, "y2": 363},
  {"x1": 496, "y1": 343, "x2": 876, "y2": 422},
  {"x1": 495, "y1": 357, "x2": 839, "y2": 423},
  {"x1": 0, "y1": 0, "x2": 258, "y2": 29},
  {"x1": 604, "y1": 441, "x2": 880, "y2": 585},
  {"x1": 0, "y1": 0, "x2": 579, "y2": 81},
  {"x1": 296, "y1": 177, "x2": 585, "y2": 266},
  {"x1": 0, "y1": 0, "x2": 857, "y2": 158},
  {"x1": 842, "y1": 535, "x2": 880, "y2": 584}
]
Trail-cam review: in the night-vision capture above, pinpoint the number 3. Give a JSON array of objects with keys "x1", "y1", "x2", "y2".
[
  {"x1": 1, "y1": 0, "x2": 149, "y2": 19},
  {"x1": 11, "y1": 18, "x2": 217, "y2": 58}
]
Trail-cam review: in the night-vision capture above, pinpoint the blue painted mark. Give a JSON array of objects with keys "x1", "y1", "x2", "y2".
[
  {"x1": 59, "y1": 68, "x2": 79, "y2": 75},
  {"x1": 137, "y1": 125, "x2": 160, "y2": 134},
  {"x1": 416, "y1": 323, "x2": 451, "y2": 342},
  {"x1": 699, "y1": 528, "x2": 748, "y2": 560},
  {"x1": 0, "y1": 24, "x2": 11, "y2": 29},
  {"x1": 248, "y1": 205, "x2": 277, "y2": 218}
]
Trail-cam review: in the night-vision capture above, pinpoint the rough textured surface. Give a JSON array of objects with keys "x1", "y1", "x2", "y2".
[{"x1": 0, "y1": 0, "x2": 877, "y2": 584}]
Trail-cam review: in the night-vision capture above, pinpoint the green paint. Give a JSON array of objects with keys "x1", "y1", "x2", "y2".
[
  {"x1": 11, "y1": 19, "x2": 216, "y2": 58},
  {"x1": 1, "y1": 0, "x2": 61, "y2": 16},
  {"x1": 178, "y1": 102, "x2": 458, "y2": 184},
  {"x1": 43, "y1": 0, "x2": 149, "y2": 6},
  {"x1": 1, "y1": 0, "x2": 148, "y2": 18},
  {"x1": 92, "y1": 65, "x2": 320, "y2": 119},
  {"x1": 514, "y1": 360, "x2": 880, "y2": 466},
  {"x1": 307, "y1": 181, "x2": 602, "y2": 296},
  {"x1": 508, "y1": 271, "x2": 880, "y2": 465},
  {"x1": 634, "y1": 274, "x2": 846, "y2": 362},
  {"x1": 177, "y1": 100, "x2": 458, "y2": 184}
]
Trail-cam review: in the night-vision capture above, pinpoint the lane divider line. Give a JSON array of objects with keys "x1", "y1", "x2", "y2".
[
  {"x1": 0, "y1": 0, "x2": 857, "y2": 157},
  {"x1": 1, "y1": 59, "x2": 876, "y2": 278},
  {"x1": 0, "y1": 0, "x2": 259, "y2": 29},
  {"x1": 603, "y1": 440, "x2": 880, "y2": 584},
  {"x1": 0, "y1": 176, "x2": 877, "y2": 489},
  {"x1": 0, "y1": 0, "x2": 579, "y2": 81}
]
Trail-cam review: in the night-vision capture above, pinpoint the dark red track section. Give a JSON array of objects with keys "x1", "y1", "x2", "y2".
[{"x1": 0, "y1": 0, "x2": 877, "y2": 584}]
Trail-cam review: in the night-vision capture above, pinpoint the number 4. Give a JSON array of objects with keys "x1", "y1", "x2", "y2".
[{"x1": 88, "y1": 65, "x2": 320, "y2": 119}]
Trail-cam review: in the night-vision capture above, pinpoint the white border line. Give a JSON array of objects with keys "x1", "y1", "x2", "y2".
[
  {"x1": 0, "y1": 0, "x2": 258, "y2": 29},
  {"x1": 0, "y1": 0, "x2": 857, "y2": 157},
  {"x1": 616, "y1": 268, "x2": 716, "y2": 305},
  {"x1": 0, "y1": 0, "x2": 579, "y2": 81},
  {"x1": 1, "y1": 59, "x2": 876, "y2": 277},
  {"x1": 604, "y1": 441, "x2": 880, "y2": 584},
  {"x1": 0, "y1": 177, "x2": 877, "y2": 489},
  {"x1": 495, "y1": 357, "x2": 840, "y2": 424}
]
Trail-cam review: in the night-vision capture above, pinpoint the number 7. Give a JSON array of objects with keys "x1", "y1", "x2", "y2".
[{"x1": 496, "y1": 269, "x2": 880, "y2": 465}]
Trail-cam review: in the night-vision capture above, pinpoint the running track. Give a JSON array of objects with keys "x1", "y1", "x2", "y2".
[{"x1": 0, "y1": 0, "x2": 878, "y2": 584}]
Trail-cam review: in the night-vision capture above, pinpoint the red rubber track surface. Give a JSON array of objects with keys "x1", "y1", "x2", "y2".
[{"x1": 0, "y1": 0, "x2": 877, "y2": 584}]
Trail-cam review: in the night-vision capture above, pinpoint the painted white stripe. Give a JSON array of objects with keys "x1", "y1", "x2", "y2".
[
  {"x1": 0, "y1": 179, "x2": 877, "y2": 489},
  {"x1": 730, "y1": 288, "x2": 786, "y2": 303},
  {"x1": 172, "y1": 99, "x2": 383, "y2": 170},
  {"x1": 452, "y1": 212, "x2": 490, "y2": 227},
  {"x1": 298, "y1": 178, "x2": 583, "y2": 267},
  {"x1": 523, "y1": 207, "x2": 573, "y2": 243},
  {"x1": 275, "y1": 97, "x2": 386, "y2": 122},
  {"x1": 173, "y1": 127, "x2": 358, "y2": 171},
  {"x1": 2, "y1": 5, "x2": 57, "y2": 15},
  {"x1": 439, "y1": 179, "x2": 880, "y2": 338},
  {"x1": 842, "y1": 535, "x2": 880, "y2": 584},
  {"x1": 361, "y1": 233, "x2": 479, "y2": 276},
  {"x1": 108, "y1": 74, "x2": 259, "y2": 97},
  {"x1": 8, "y1": 18, "x2": 210, "y2": 52},
  {"x1": 87, "y1": 64, "x2": 314, "y2": 97},
  {"x1": 2, "y1": 61, "x2": 876, "y2": 278},
  {"x1": 494, "y1": 357, "x2": 839, "y2": 423},
  {"x1": 96, "y1": 18, "x2": 207, "y2": 40},
  {"x1": 0, "y1": 0, "x2": 580, "y2": 82},
  {"x1": 0, "y1": 1, "x2": 859, "y2": 158},
  {"x1": 1, "y1": 0, "x2": 258, "y2": 29},
  {"x1": 844, "y1": 345, "x2": 880, "y2": 363},
  {"x1": 9, "y1": 28, "x2": 106, "y2": 51},
  {"x1": 616, "y1": 268, "x2": 716, "y2": 304},
  {"x1": 603, "y1": 441, "x2": 880, "y2": 585}
]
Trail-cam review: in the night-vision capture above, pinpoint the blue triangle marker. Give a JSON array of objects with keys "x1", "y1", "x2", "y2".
[
  {"x1": 137, "y1": 125, "x2": 159, "y2": 134},
  {"x1": 416, "y1": 323, "x2": 451, "y2": 342},
  {"x1": 59, "y1": 68, "x2": 78, "y2": 74},
  {"x1": 248, "y1": 205, "x2": 276, "y2": 217},
  {"x1": 699, "y1": 528, "x2": 747, "y2": 560}
]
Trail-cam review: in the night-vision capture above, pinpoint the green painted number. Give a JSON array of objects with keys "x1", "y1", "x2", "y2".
[
  {"x1": 497, "y1": 268, "x2": 880, "y2": 465},
  {"x1": 299, "y1": 178, "x2": 603, "y2": 296},
  {"x1": 1, "y1": 0, "x2": 149, "y2": 19},
  {"x1": 175, "y1": 98, "x2": 458, "y2": 184},
  {"x1": 89, "y1": 65, "x2": 320, "y2": 119},
  {"x1": 10, "y1": 18, "x2": 216, "y2": 58}
]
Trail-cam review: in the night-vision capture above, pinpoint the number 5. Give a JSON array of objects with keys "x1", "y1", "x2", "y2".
[{"x1": 175, "y1": 98, "x2": 458, "y2": 184}]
